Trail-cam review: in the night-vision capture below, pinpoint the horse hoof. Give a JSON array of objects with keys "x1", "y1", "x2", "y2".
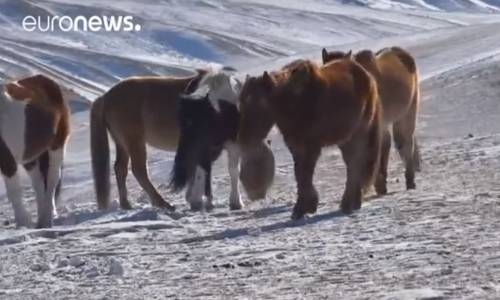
[
  {"x1": 206, "y1": 203, "x2": 215, "y2": 212},
  {"x1": 353, "y1": 201, "x2": 362, "y2": 211},
  {"x1": 120, "y1": 202, "x2": 133, "y2": 210},
  {"x1": 339, "y1": 201, "x2": 353, "y2": 214},
  {"x1": 305, "y1": 204, "x2": 317, "y2": 214},
  {"x1": 375, "y1": 186, "x2": 387, "y2": 196},
  {"x1": 291, "y1": 210, "x2": 305, "y2": 220},
  {"x1": 229, "y1": 202, "x2": 243, "y2": 211},
  {"x1": 155, "y1": 200, "x2": 176, "y2": 211},
  {"x1": 406, "y1": 182, "x2": 416, "y2": 190},
  {"x1": 35, "y1": 221, "x2": 52, "y2": 229},
  {"x1": 189, "y1": 200, "x2": 203, "y2": 211},
  {"x1": 15, "y1": 215, "x2": 34, "y2": 228},
  {"x1": 291, "y1": 203, "x2": 307, "y2": 220}
]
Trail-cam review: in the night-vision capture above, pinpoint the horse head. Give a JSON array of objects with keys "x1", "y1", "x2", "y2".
[{"x1": 322, "y1": 48, "x2": 353, "y2": 64}]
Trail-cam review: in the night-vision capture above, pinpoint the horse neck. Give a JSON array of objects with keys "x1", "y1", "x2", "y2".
[
  {"x1": 209, "y1": 85, "x2": 238, "y2": 106},
  {"x1": 356, "y1": 58, "x2": 381, "y2": 80}
]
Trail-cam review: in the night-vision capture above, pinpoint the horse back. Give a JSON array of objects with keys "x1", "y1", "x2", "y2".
[
  {"x1": 376, "y1": 47, "x2": 417, "y2": 78},
  {"x1": 302, "y1": 60, "x2": 379, "y2": 144},
  {"x1": 320, "y1": 59, "x2": 375, "y2": 104},
  {"x1": 99, "y1": 73, "x2": 202, "y2": 150}
]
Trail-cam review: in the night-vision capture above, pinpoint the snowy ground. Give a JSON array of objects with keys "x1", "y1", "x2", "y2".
[{"x1": 1, "y1": 1, "x2": 500, "y2": 299}]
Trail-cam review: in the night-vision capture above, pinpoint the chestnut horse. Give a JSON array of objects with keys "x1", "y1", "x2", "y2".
[
  {"x1": 322, "y1": 47, "x2": 421, "y2": 194},
  {"x1": 238, "y1": 59, "x2": 383, "y2": 219},
  {"x1": 1, "y1": 74, "x2": 70, "y2": 228}
]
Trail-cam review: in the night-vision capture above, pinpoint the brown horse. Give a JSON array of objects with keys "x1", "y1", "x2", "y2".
[
  {"x1": 90, "y1": 71, "x2": 209, "y2": 211},
  {"x1": 238, "y1": 59, "x2": 383, "y2": 219},
  {"x1": 322, "y1": 47, "x2": 420, "y2": 194},
  {"x1": 1, "y1": 74, "x2": 70, "y2": 228}
]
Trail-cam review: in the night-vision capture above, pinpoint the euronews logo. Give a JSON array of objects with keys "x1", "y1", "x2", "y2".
[{"x1": 22, "y1": 15, "x2": 142, "y2": 32}]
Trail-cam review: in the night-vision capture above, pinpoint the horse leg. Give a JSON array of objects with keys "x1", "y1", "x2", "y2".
[
  {"x1": 375, "y1": 129, "x2": 391, "y2": 195},
  {"x1": 413, "y1": 138, "x2": 422, "y2": 172},
  {"x1": 204, "y1": 165, "x2": 214, "y2": 211},
  {"x1": 3, "y1": 171, "x2": 32, "y2": 228},
  {"x1": 25, "y1": 156, "x2": 49, "y2": 228},
  {"x1": 128, "y1": 142, "x2": 175, "y2": 211},
  {"x1": 393, "y1": 114, "x2": 417, "y2": 190},
  {"x1": 226, "y1": 142, "x2": 243, "y2": 210},
  {"x1": 185, "y1": 166, "x2": 206, "y2": 211},
  {"x1": 114, "y1": 144, "x2": 132, "y2": 210},
  {"x1": 339, "y1": 139, "x2": 365, "y2": 213},
  {"x1": 1, "y1": 135, "x2": 31, "y2": 227},
  {"x1": 35, "y1": 148, "x2": 64, "y2": 228},
  {"x1": 289, "y1": 143, "x2": 321, "y2": 220}
]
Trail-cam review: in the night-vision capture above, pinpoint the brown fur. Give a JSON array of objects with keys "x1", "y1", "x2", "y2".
[
  {"x1": 90, "y1": 70, "x2": 207, "y2": 210},
  {"x1": 239, "y1": 59, "x2": 383, "y2": 219},
  {"x1": 322, "y1": 46, "x2": 421, "y2": 193},
  {"x1": 5, "y1": 74, "x2": 70, "y2": 160}
]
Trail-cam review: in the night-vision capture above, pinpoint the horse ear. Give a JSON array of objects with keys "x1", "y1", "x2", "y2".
[
  {"x1": 322, "y1": 48, "x2": 328, "y2": 63},
  {"x1": 262, "y1": 71, "x2": 277, "y2": 93},
  {"x1": 263, "y1": 71, "x2": 273, "y2": 85},
  {"x1": 347, "y1": 50, "x2": 353, "y2": 58},
  {"x1": 185, "y1": 73, "x2": 205, "y2": 94},
  {"x1": 263, "y1": 71, "x2": 271, "y2": 81}
]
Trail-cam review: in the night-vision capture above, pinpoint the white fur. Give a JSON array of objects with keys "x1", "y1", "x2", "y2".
[
  {"x1": 0, "y1": 91, "x2": 26, "y2": 161},
  {"x1": 46, "y1": 148, "x2": 64, "y2": 218},
  {"x1": 3, "y1": 173, "x2": 33, "y2": 228},
  {"x1": 26, "y1": 148, "x2": 64, "y2": 228},
  {"x1": 225, "y1": 142, "x2": 243, "y2": 210},
  {"x1": 0, "y1": 89, "x2": 32, "y2": 227},
  {"x1": 189, "y1": 72, "x2": 241, "y2": 112}
]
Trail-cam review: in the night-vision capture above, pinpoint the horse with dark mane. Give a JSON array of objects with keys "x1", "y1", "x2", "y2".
[
  {"x1": 169, "y1": 70, "x2": 275, "y2": 211},
  {"x1": 322, "y1": 47, "x2": 421, "y2": 193},
  {"x1": 238, "y1": 59, "x2": 383, "y2": 219},
  {"x1": 1, "y1": 74, "x2": 70, "y2": 228}
]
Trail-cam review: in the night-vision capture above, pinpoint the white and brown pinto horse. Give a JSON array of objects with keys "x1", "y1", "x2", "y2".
[
  {"x1": 169, "y1": 70, "x2": 244, "y2": 211},
  {"x1": 1, "y1": 74, "x2": 70, "y2": 228},
  {"x1": 170, "y1": 70, "x2": 275, "y2": 211}
]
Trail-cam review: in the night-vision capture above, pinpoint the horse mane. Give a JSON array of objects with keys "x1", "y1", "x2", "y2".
[
  {"x1": 278, "y1": 60, "x2": 323, "y2": 101},
  {"x1": 288, "y1": 60, "x2": 323, "y2": 82},
  {"x1": 267, "y1": 59, "x2": 313, "y2": 85},
  {"x1": 16, "y1": 74, "x2": 66, "y2": 108},
  {"x1": 282, "y1": 59, "x2": 308, "y2": 71},
  {"x1": 354, "y1": 50, "x2": 380, "y2": 78}
]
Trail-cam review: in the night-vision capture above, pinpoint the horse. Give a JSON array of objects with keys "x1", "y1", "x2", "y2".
[
  {"x1": 322, "y1": 47, "x2": 421, "y2": 194},
  {"x1": 169, "y1": 70, "x2": 275, "y2": 211},
  {"x1": 238, "y1": 59, "x2": 383, "y2": 219},
  {"x1": 1, "y1": 74, "x2": 70, "y2": 228},
  {"x1": 90, "y1": 70, "x2": 216, "y2": 211}
]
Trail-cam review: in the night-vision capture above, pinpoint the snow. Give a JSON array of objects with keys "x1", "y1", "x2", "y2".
[{"x1": 1, "y1": 0, "x2": 500, "y2": 299}]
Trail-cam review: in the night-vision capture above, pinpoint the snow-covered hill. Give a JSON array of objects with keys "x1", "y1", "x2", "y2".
[{"x1": 1, "y1": 1, "x2": 500, "y2": 299}]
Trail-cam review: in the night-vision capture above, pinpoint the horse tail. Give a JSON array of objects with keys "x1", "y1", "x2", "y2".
[
  {"x1": 362, "y1": 76, "x2": 383, "y2": 192},
  {"x1": 169, "y1": 134, "x2": 192, "y2": 193},
  {"x1": 54, "y1": 163, "x2": 63, "y2": 204},
  {"x1": 411, "y1": 70, "x2": 421, "y2": 172},
  {"x1": 90, "y1": 95, "x2": 111, "y2": 210}
]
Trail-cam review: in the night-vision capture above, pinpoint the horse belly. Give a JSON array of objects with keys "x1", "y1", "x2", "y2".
[
  {"x1": 379, "y1": 77, "x2": 414, "y2": 123},
  {"x1": 144, "y1": 126, "x2": 179, "y2": 152},
  {"x1": 0, "y1": 101, "x2": 26, "y2": 162}
]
